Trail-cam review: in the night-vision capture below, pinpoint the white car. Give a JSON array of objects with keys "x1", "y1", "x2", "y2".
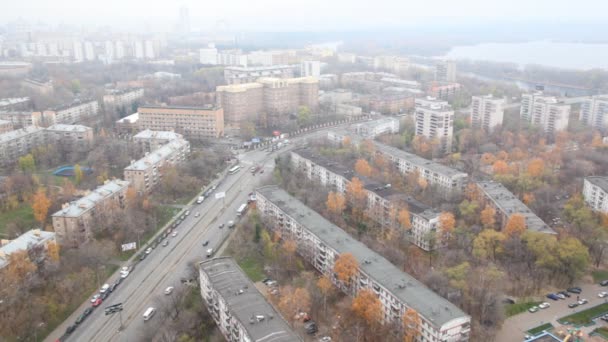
[
  {"x1": 99, "y1": 283, "x2": 110, "y2": 293},
  {"x1": 538, "y1": 302, "x2": 550, "y2": 309},
  {"x1": 171, "y1": 231, "x2": 178, "y2": 237},
  {"x1": 120, "y1": 271, "x2": 130, "y2": 279},
  {"x1": 578, "y1": 299, "x2": 588, "y2": 305},
  {"x1": 195, "y1": 212, "x2": 200, "y2": 217},
  {"x1": 121, "y1": 266, "x2": 129, "y2": 273},
  {"x1": 90, "y1": 294, "x2": 100, "y2": 303},
  {"x1": 528, "y1": 306, "x2": 539, "y2": 313},
  {"x1": 164, "y1": 286, "x2": 174, "y2": 295},
  {"x1": 145, "y1": 247, "x2": 152, "y2": 254},
  {"x1": 599, "y1": 291, "x2": 608, "y2": 298}
]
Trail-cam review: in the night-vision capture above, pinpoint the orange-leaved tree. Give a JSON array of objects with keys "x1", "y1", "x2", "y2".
[
  {"x1": 398, "y1": 208, "x2": 412, "y2": 230},
  {"x1": 278, "y1": 286, "x2": 311, "y2": 324},
  {"x1": 492, "y1": 160, "x2": 509, "y2": 175},
  {"x1": 326, "y1": 191, "x2": 346, "y2": 215},
  {"x1": 355, "y1": 159, "x2": 372, "y2": 177},
  {"x1": 402, "y1": 308, "x2": 421, "y2": 342},
  {"x1": 317, "y1": 276, "x2": 333, "y2": 316},
  {"x1": 32, "y1": 188, "x2": 51, "y2": 225},
  {"x1": 334, "y1": 252, "x2": 359, "y2": 284},
  {"x1": 346, "y1": 177, "x2": 367, "y2": 207},
  {"x1": 439, "y1": 212, "x2": 456, "y2": 241},
  {"x1": 351, "y1": 289, "x2": 382, "y2": 324},
  {"x1": 527, "y1": 158, "x2": 545, "y2": 178},
  {"x1": 504, "y1": 213, "x2": 526, "y2": 237},
  {"x1": 480, "y1": 205, "x2": 496, "y2": 229}
]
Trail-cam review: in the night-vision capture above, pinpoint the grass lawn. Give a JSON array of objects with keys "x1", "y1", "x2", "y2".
[
  {"x1": 592, "y1": 270, "x2": 608, "y2": 283},
  {"x1": 505, "y1": 301, "x2": 542, "y2": 317},
  {"x1": 527, "y1": 323, "x2": 553, "y2": 336},
  {"x1": 156, "y1": 206, "x2": 181, "y2": 229},
  {"x1": 558, "y1": 303, "x2": 608, "y2": 325},
  {"x1": 236, "y1": 256, "x2": 265, "y2": 282},
  {"x1": 593, "y1": 327, "x2": 608, "y2": 339},
  {"x1": 0, "y1": 204, "x2": 36, "y2": 236}
]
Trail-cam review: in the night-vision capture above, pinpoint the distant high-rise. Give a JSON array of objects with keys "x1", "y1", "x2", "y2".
[
  {"x1": 72, "y1": 41, "x2": 83, "y2": 62},
  {"x1": 300, "y1": 60, "x2": 321, "y2": 77},
  {"x1": 199, "y1": 43, "x2": 218, "y2": 65},
  {"x1": 415, "y1": 97, "x2": 454, "y2": 154},
  {"x1": 435, "y1": 60, "x2": 456, "y2": 82},
  {"x1": 470, "y1": 94, "x2": 505, "y2": 132},
  {"x1": 579, "y1": 95, "x2": 608, "y2": 130},
  {"x1": 84, "y1": 42, "x2": 95, "y2": 61},
  {"x1": 104, "y1": 41, "x2": 114, "y2": 62},
  {"x1": 520, "y1": 92, "x2": 570, "y2": 133},
  {"x1": 144, "y1": 41, "x2": 155, "y2": 59},
  {"x1": 134, "y1": 41, "x2": 144, "y2": 59},
  {"x1": 178, "y1": 6, "x2": 191, "y2": 34}
]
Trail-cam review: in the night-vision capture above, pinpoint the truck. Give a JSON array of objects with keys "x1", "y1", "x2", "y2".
[
  {"x1": 237, "y1": 203, "x2": 247, "y2": 216},
  {"x1": 196, "y1": 196, "x2": 205, "y2": 204}
]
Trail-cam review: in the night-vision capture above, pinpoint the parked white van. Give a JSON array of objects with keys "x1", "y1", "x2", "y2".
[{"x1": 143, "y1": 307, "x2": 156, "y2": 321}]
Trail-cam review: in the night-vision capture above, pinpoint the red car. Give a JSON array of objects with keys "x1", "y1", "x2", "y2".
[{"x1": 92, "y1": 298, "x2": 103, "y2": 307}]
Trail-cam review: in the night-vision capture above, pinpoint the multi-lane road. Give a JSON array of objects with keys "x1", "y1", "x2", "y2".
[{"x1": 45, "y1": 130, "x2": 326, "y2": 342}]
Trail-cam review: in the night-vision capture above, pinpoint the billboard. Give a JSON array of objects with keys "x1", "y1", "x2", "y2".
[
  {"x1": 215, "y1": 192, "x2": 226, "y2": 199},
  {"x1": 121, "y1": 242, "x2": 137, "y2": 252}
]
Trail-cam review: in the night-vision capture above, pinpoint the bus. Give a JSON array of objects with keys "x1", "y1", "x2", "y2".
[
  {"x1": 228, "y1": 165, "x2": 241, "y2": 175},
  {"x1": 237, "y1": 203, "x2": 247, "y2": 216}
]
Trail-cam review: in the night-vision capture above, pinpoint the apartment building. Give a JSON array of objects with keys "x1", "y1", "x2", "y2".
[
  {"x1": 52, "y1": 179, "x2": 130, "y2": 247},
  {"x1": 474, "y1": 181, "x2": 556, "y2": 234},
  {"x1": 22, "y1": 78, "x2": 54, "y2": 95},
  {"x1": 427, "y1": 82, "x2": 461, "y2": 101},
  {"x1": 256, "y1": 186, "x2": 471, "y2": 342},
  {"x1": 224, "y1": 65, "x2": 296, "y2": 85},
  {"x1": 216, "y1": 77, "x2": 319, "y2": 128},
  {"x1": 366, "y1": 93, "x2": 414, "y2": 115},
  {"x1": 300, "y1": 60, "x2": 321, "y2": 77},
  {"x1": 0, "y1": 119, "x2": 13, "y2": 134},
  {"x1": 137, "y1": 105, "x2": 224, "y2": 140},
  {"x1": 341, "y1": 72, "x2": 396, "y2": 93},
  {"x1": 133, "y1": 129, "x2": 183, "y2": 152},
  {"x1": 0, "y1": 126, "x2": 46, "y2": 166},
  {"x1": 0, "y1": 229, "x2": 56, "y2": 270},
  {"x1": 124, "y1": 138, "x2": 190, "y2": 194},
  {"x1": 337, "y1": 52, "x2": 357, "y2": 64},
  {"x1": 374, "y1": 56, "x2": 410, "y2": 74},
  {"x1": 435, "y1": 60, "x2": 456, "y2": 82},
  {"x1": 45, "y1": 124, "x2": 94, "y2": 152},
  {"x1": 103, "y1": 88, "x2": 144, "y2": 108},
  {"x1": 0, "y1": 97, "x2": 30, "y2": 111},
  {"x1": 470, "y1": 95, "x2": 505, "y2": 132},
  {"x1": 36, "y1": 100, "x2": 100, "y2": 126},
  {"x1": 217, "y1": 50, "x2": 248, "y2": 67},
  {"x1": 583, "y1": 176, "x2": 608, "y2": 214},
  {"x1": 199, "y1": 257, "x2": 301, "y2": 342},
  {"x1": 291, "y1": 149, "x2": 443, "y2": 251},
  {"x1": 520, "y1": 92, "x2": 570, "y2": 133},
  {"x1": 415, "y1": 97, "x2": 454, "y2": 154},
  {"x1": 351, "y1": 117, "x2": 400, "y2": 138},
  {"x1": 0, "y1": 111, "x2": 42, "y2": 128},
  {"x1": 326, "y1": 130, "x2": 468, "y2": 195},
  {"x1": 199, "y1": 44, "x2": 218, "y2": 65},
  {"x1": 579, "y1": 95, "x2": 608, "y2": 130}
]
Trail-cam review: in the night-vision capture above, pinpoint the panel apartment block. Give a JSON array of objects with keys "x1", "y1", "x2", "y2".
[
  {"x1": 124, "y1": 138, "x2": 190, "y2": 194},
  {"x1": 52, "y1": 179, "x2": 130, "y2": 247},
  {"x1": 137, "y1": 105, "x2": 224, "y2": 140},
  {"x1": 103, "y1": 88, "x2": 144, "y2": 108},
  {"x1": 45, "y1": 124, "x2": 94, "y2": 152},
  {"x1": 470, "y1": 95, "x2": 504, "y2": 132},
  {"x1": 255, "y1": 186, "x2": 471, "y2": 342},
  {"x1": 223, "y1": 65, "x2": 296, "y2": 85},
  {"x1": 133, "y1": 129, "x2": 184, "y2": 152},
  {"x1": 583, "y1": 176, "x2": 608, "y2": 214},
  {"x1": 474, "y1": 181, "x2": 555, "y2": 234},
  {"x1": 415, "y1": 97, "x2": 454, "y2": 154},
  {"x1": 36, "y1": 100, "x2": 99, "y2": 126},
  {"x1": 579, "y1": 95, "x2": 608, "y2": 130},
  {"x1": 520, "y1": 92, "x2": 570, "y2": 133},
  {"x1": 0, "y1": 126, "x2": 46, "y2": 166},
  {"x1": 199, "y1": 257, "x2": 301, "y2": 342}
]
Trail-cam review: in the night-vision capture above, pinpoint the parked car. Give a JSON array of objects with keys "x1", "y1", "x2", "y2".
[
  {"x1": 172, "y1": 231, "x2": 178, "y2": 237},
  {"x1": 65, "y1": 325, "x2": 76, "y2": 335},
  {"x1": 100, "y1": 283, "x2": 110, "y2": 293},
  {"x1": 164, "y1": 286, "x2": 174, "y2": 295},
  {"x1": 109, "y1": 283, "x2": 118, "y2": 292},
  {"x1": 219, "y1": 223, "x2": 225, "y2": 229},
  {"x1": 539, "y1": 302, "x2": 550, "y2": 309},
  {"x1": 528, "y1": 306, "x2": 539, "y2": 313},
  {"x1": 162, "y1": 240, "x2": 169, "y2": 247},
  {"x1": 202, "y1": 240, "x2": 209, "y2": 246},
  {"x1": 195, "y1": 212, "x2": 200, "y2": 217},
  {"x1": 568, "y1": 303, "x2": 579, "y2": 308},
  {"x1": 92, "y1": 297, "x2": 103, "y2": 307},
  {"x1": 101, "y1": 291, "x2": 110, "y2": 300},
  {"x1": 555, "y1": 293, "x2": 566, "y2": 299},
  {"x1": 567, "y1": 287, "x2": 582, "y2": 294},
  {"x1": 139, "y1": 253, "x2": 147, "y2": 261},
  {"x1": 120, "y1": 271, "x2": 129, "y2": 279},
  {"x1": 578, "y1": 298, "x2": 588, "y2": 305},
  {"x1": 304, "y1": 321, "x2": 318, "y2": 335},
  {"x1": 546, "y1": 293, "x2": 560, "y2": 301},
  {"x1": 90, "y1": 294, "x2": 100, "y2": 303},
  {"x1": 602, "y1": 314, "x2": 608, "y2": 322},
  {"x1": 75, "y1": 308, "x2": 93, "y2": 324},
  {"x1": 185, "y1": 211, "x2": 190, "y2": 216},
  {"x1": 599, "y1": 291, "x2": 608, "y2": 298},
  {"x1": 601, "y1": 280, "x2": 608, "y2": 286},
  {"x1": 558, "y1": 291, "x2": 571, "y2": 298}
]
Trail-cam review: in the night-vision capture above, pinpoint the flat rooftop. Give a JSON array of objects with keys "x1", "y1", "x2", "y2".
[
  {"x1": 116, "y1": 112, "x2": 139, "y2": 123},
  {"x1": 585, "y1": 176, "x2": 608, "y2": 192},
  {"x1": 139, "y1": 104, "x2": 220, "y2": 111},
  {"x1": 476, "y1": 181, "x2": 555, "y2": 234},
  {"x1": 124, "y1": 139, "x2": 189, "y2": 171},
  {"x1": 134, "y1": 129, "x2": 182, "y2": 141},
  {"x1": 46, "y1": 124, "x2": 91, "y2": 132},
  {"x1": 0, "y1": 229, "x2": 55, "y2": 269},
  {"x1": 0, "y1": 126, "x2": 45, "y2": 144},
  {"x1": 51, "y1": 99, "x2": 97, "y2": 112},
  {"x1": 256, "y1": 185, "x2": 469, "y2": 328},
  {"x1": 0, "y1": 97, "x2": 29, "y2": 107},
  {"x1": 199, "y1": 257, "x2": 301, "y2": 342},
  {"x1": 51, "y1": 180, "x2": 130, "y2": 218}
]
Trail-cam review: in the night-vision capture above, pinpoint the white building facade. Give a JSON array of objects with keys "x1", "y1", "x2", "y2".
[{"x1": 470, "y1": 95, "x2": 505, "y2": 132}]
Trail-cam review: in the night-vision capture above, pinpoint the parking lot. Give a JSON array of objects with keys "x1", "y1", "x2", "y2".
[{"x1": 496, "y1": 283, "x2": 608, "y2": 342}]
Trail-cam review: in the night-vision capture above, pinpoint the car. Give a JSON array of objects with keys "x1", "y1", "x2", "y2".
[
  {"x1": 599, "y1": 291, "x2": 608, "y2": 298},
  {"x1": 195, "y1": 212, "x2": 200, "y2": 217},
  {"x1": 101, "y1": 291, "x2": 110, "y2": 300},
  {"x1": 319, "y1": 337, "x2": 332, "y2": 342},
  {"x1": 305, "y1": 321, "x2": 318, "y2": 335},
  {"x1": 180, "y1": 215, "x2": 186, "y2": 220},
  {"x1": 578, "y1": 298, "x2": 588, "y2": 305},
  {"x1": 172, "y1": 231, "x2": 178, "y2": 237},
  {"x1": 219, "y1": 223, "x2": 225, "y2": 229},
  {"x1": 555, "y1": 293, "x2": 566, "y2": 299},
  {"x1": 568, "y1": 303, "x2": 579, "y2": 308},
  {"x1": 567, "y1": 287, "x2": 582, "y2": 294},
  {"x1": 164, "y1": 286, "x2": 174, "y2": 295},
  {"x1": 228, "y1": 221, "x2": 235, "y2": 228},
  {"x1": 114, "y1": 277, "x2": 123, "y2": 285},
  {"x1": 90, "y1": 294, "x2": 100, "y2": 303},
  {"x1": 601, "y1": 280, "x2": 608, "y2": 286},
  {"x1": 202, "y1": 240, "x2": 209, "y2": 246},
  {"x1": 558, "y1": 291, "x2": 571, "y2": 298},
  {"x1": 602, "y1": 315, "x2": 608, "y2": 322},
  {"x1": 171, "y1": 222, "x2": 177, "y2": 228},
  {"x1": 100, "y1": 283, "x2": 110, "y2": 293},
  {"x1": 546, "y1": 293, "x2": 560, "y2": 301},
  {"x1": 185, "y1": 210, "x2": 190, "y2": 216},
  {"x1": 121, "y1": 266, "x2": 130, "y2": 273},
  {"x1": 260, "y1": 169, "x2": 264, "y2": 174},
  {"x1": 109, "y1": 283, "x2": 118, "y2": 292},
  {"x1": 75, "y1": 308, "x2": 93, "y2": 324},
  {"x1": 139, "y1": 253, "x2": 147, "y2": 261},
  {"x1": 206, "y1": 248, "x2": 214, "y2": 257},
  {"x1": 151, "y1": 242, "x2": 157, "y2": 249},
  {"x1": 528, "y1": 306, "x2": 539, "y2": 313},
  {"x1": 145, "y1": 247, "x2": 152, "y2": 254},
  {"x1": 265, "y1": 280, "x2": 278, "y2": 287},
  {"x1": 212, "y1": 185, "x2": 217, "y2": 191},
  {"x1": 176, "y1": 219, "x2": 182, "y2": 225},
  {"x1": 65, "y1": 325, "x2": 76, "y2": 335},
  {"x1": 92, "y1": 297, "x2": 103, "y2": 307},
  {"x1": 120, "y1": 271, "x2": 129, "y2": 279},
  {"x1": 162, "y1": 240, "x2": 169, "y2": 247},
  {"x1": 538, "y1": 302, "x2": 550, "y2": 309}
]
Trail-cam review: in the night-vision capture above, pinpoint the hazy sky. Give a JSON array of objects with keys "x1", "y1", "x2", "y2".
[{"x1": 3, "y1": 0, "x2": 608, "y2": 31}]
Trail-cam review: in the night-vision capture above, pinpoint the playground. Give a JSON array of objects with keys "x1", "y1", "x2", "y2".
[{"x1": 52, "y1": 165, "x2": 94, "y2": 177}]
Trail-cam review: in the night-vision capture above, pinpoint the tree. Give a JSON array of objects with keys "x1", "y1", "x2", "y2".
[
  {"x1": 557, "y1": 237, "x2": 590, "y2": 283},
  {"x1": 504, "y1": 213, "x2": 526, "y2": 237},
  {"x1": 47, "y1": 241, "x2": 60, "y2": 262},
  {"x1": 458, "y1": 200, "x2": 479, "y2": 224},
  {"x1": 354, "y1": 159, "x2": 372, "y2": 177},
  {"x1": 473, "y1": 229, "x2": 506, "y2": 261},
  {"x1": 492, "y1": 160, "x2": 509, "y2": 175},
  {"x1": 439, "y1": 212, "x2": 456, "y2": 241},
  {"x1": 480, "y1": 206, "x2": 496, "y2": 229},
  {"x1": 346, "y1": 177, "x2": 366, "y2": 204},
  {"x1": 351, "y1": 289, "x2": 382, "y2": 324},
  {"x1": 522, "y1": 193, "x2": 535, "y2": 205},
  {"x1": 32, "y1": 189, "x2": 51, "y2": 224},
  {"x1": 126, "y1": 187, "x2": 138, "y2": 208},
  {"x1": 317, "y1": 276, "x2": 333, "y2": 316},
  {"x1": 402, "y1": 308, "x2": 421, "y2": 342},
  {"x1": 412, "y1": 136, "x2": 431, "y2": 158},
  {"x1": 297, "y1": 106, "x2": 311, "y2": 127},
  {"x1": 527, "y1": 158, "x2": 545, "y2": 178},
  {"x1": 6, "y1": 250, "x2": 36, "y2": 283},
  {"x1": 333, "y1": 252, "x2": 359, "y2": 284},
  {"x1": 278, "y1": 286, "x2": 311, "y2": 323},
  {"x1": 480, "y1": 153, "x2": 496, "y2": 165},
  {"x1": 18, "y1": 154, "x2": 36, "y2": 173},
  {"x1": 326, "y1": 192, "x2": 346, "y2": 215},
  {"x1": 74, "y1": 164, "x2": 83, "y2": 185},
  {"x1": 398, "y1": 208, "x2": 412, "y2": 229},
  {"x1": 282, "y1": 239, "x2": 297, "y2": 271}
]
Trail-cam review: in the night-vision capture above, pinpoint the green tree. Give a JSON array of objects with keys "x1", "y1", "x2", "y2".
[
  {"x1": 71, "y1": 79, "x2": 81, "y2": 94},
  {"x1": 74, "y1": 164, "x2": 84, "y2": 185},
  {"x1": 254, "y1": 223, "x2": 261, "y2": 243},
  {"x1": 473, "y1": 229, "x2": 506, "y2": 261},
  {"x1": 18, "y1": 154, "x2": 36, "y2": 173},
  {"x1": 444, "y1": 262, "x2": 470, "y2": 291},
  {"x1": 297, "y1": 106, "x2": 311, "y2": 127},
  {"x1": 557, "y1": 237, "x2": 590, "y2": 283},
  {"x1": 458, "y1": 199, "x2": 479, "y2": 224}
]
